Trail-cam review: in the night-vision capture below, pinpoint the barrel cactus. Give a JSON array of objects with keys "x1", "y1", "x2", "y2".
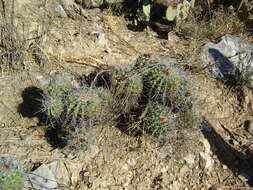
[
  {"x1": 121, "y1": 55, "x2": 201, "y2": 141},
  {"x1": 139, "y1": 102, "x2": 177, "y2": 142},
  {"x1": 63, "y1": 124, "x2": 99, "y2": 150},
  {"x1": 112, "y1": 69, "x2": 143, "y2": 113},
  {"x1": 41, "y1": 93, "x2": 64, "y2": 118},
  {"x1": 65, "y1": 87, "x2": 113, "y2": 124},
  {"x1": 40, "y1": 73, "x2": 73, "y2": 119}
]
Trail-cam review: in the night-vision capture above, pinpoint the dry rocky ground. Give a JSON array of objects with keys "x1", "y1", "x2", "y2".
[{"x1": 1, "y1": 0, "x2": 253, "y2": 190}]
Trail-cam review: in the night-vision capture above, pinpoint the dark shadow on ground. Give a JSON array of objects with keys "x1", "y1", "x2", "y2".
[
  {"x1": 18, "y1": 86, "x2": 45, "y2": 119},
  {"x1": 202, "y1": 118, "x2": 253, "y2": 186},
  {"x1": 44, "y1": 124, "x2": 67, "y2": 148},
  {"x1": 18, "y1": 86, "x2": 67, "y2": 148}
]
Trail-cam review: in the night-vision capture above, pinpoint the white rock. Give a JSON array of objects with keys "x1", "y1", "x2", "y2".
[
  {"x1": 127, "y1": 158, "x2": 136, "y2": 167},
  {"x1": 53, "y1": 3, "x2": 68, "y2": 18},
  {"x1": 199, "y1": 152, "x2": 214, "y2": 171},
  {"x1": 222, "y1": 164, "x2": 228, "y2": 170},
  {"x1": 36, "y1": 76, "x2": 50, "y2": 86},
  {"x1": 29, "y1": 164, "x2": 58, "y2": 190},
  {"x1": 184, "y1": 154, "x2": 195, "y2": 168}
]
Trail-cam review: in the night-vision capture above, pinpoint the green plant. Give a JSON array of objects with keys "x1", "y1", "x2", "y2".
[
  {"x1": 0, "y1": 155, "x2": 24, "y2": 190},
  {"x1": 0, "y1": 169, "x2": 24, "y2": 190},
  {"x1": 40, "y1": 74, "x2": 73, "y2": 119},
  {"x1": 65, "y1": 87, "x2": 113, "y2": 124},
  {"x1": 138, "y1": 101, "x2": 176, "y2": 142},
  {"x1": 42, "y1": 83, "x2": 113, "y2": 124},
  {"x1": 131, "y1": 0, "x2": 196, "y2": 25},
  {"x1": 142, "y1": 0, "x2": 151, "y2": 21},
  {"x1": 40, "y1": 55, "x2": 201, "y2": 147},
  {"x1": 42, "y1": 94, "x2": 64, "y2": 118}
]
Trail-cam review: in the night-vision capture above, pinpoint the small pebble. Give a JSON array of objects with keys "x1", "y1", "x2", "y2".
[
  {"x1": 222, "y1": 164, "x2": 228, "y2": 170},
  {"x1": 36, "y1": 76, "x2": 50, "y2": 86}
]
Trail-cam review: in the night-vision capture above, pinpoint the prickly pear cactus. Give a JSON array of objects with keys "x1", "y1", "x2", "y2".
[{"x1": 166, "y1": 0, "x2": 195, "y2": 22}]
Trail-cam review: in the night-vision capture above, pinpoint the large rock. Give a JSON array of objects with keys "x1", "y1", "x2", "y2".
[{"x1": 201, "y1": 34, "x2": 253, "y2": 88}]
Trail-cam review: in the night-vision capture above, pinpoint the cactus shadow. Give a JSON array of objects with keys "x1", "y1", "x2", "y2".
[
  {"x1": 201, "y1": 118, "x2": 253, "y2": 186},
  {"x1": 44, "y1": 123, "x2": 67, "y2": 148},
  {"x1": 18, "y1": 86, "x2": 45, "y2": 120}
]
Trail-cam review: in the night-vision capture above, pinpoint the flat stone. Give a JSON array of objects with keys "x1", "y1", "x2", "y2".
[{"x1": 29, "y1": 164, "x2": 58, "y2": 190}]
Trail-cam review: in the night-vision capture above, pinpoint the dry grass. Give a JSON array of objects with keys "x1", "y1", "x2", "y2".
[
  {"x1": 0, "y1": 18, "x2": 25, "y2": 71},
  {"x1": 104, "y1": 6, "x2": 127, "y2": 32},
  {"x1": 0, "y1": 0, "x2": 44, "y2": 72},
  {"x1": 176, "y1": 9, "x2": 245, "y2": 40}
]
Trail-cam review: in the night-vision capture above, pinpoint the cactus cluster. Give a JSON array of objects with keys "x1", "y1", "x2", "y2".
[
  {"x1": 111, "y1": 55, "x2": 200, "y2": 142},
  {"x1": 40, "y1": 55, "x2": 200, "y2": 148}
]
